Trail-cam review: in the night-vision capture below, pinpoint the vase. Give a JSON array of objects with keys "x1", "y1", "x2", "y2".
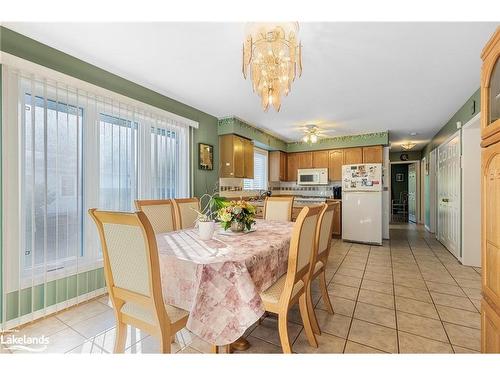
[
  {"x1": 198, "y1": 221, "x2": 215, "y2": 240},
  {"x1": 230, "y1": 221, "x2": 245, "y2": 232}
]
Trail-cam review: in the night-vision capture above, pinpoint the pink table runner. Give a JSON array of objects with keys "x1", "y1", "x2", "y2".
[{"x1": 155, "y1": 219, "x2": 294, "y2": 345}]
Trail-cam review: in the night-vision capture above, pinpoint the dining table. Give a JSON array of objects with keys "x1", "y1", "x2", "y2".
[{"x1": 155, "y1": 218, "x2": 295, "y2": 348}]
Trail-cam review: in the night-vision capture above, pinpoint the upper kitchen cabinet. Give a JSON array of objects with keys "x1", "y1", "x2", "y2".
[
  {"x1": 362, "y1": 145, "x2": 384, "y2": 163},
  {"x1": 219, "y1": 134, "x2": 254, "y2": 178},
  {"x1": 312, "y1": 150, "x2": 329, "y2": 168},
  {"x1": 243, "y1": 138, "x2": 254, "y2": 179},
  {"x1": 298, "y1": 152, "x2": 313, "y2": 169},
  {"x1": 269, "y1": 151, "x2": 287, "y2": 181},
  {"x1": 343, "y1": 147, "x2": 363, "y2": 165},
  {"x1": 328, "y1": 150, "x2": 343, "y2": 181},
  {"x1": 287, "y1": 152, "x2": 299, "y2": 182},
  {"x1": 481, "y1": 28, "x2": 500, "y2": 143}
]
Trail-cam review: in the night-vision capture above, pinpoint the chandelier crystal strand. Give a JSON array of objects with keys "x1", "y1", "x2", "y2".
[{"x1": 242, "y1": 22, "x2": 302, "y2": 112}]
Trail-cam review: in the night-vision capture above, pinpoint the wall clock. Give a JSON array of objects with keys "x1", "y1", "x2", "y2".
[{"x1": 400, "y1": 153, "x2": 409, "y2": 161}]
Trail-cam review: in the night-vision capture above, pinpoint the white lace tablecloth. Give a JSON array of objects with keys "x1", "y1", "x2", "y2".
[{"x1": 155, "y1": 219, "x2": 294, "y2": 345}]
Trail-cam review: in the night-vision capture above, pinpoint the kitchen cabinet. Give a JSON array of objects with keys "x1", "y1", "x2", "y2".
[
  {"x1": 287, "y1": 153, "x2": 299, "y2": 182},
  {"x1": 328, "y1": 150, "x2": 343, "y2": 181},
  {"x1": 481, "y1": 28, "x2": 500, "y2": 142},
  {"x1": 481, "y1": 27, "x2": 500, "y2": 353},
  {"x1": 243, "y1": 138, "x2": 254, "y2": 178},
  {"x1": 327, "y1": 200, "x2": 342, "y2": 236},
  {"x1": 269, "y1": 151, "x2": 287, "y2": 181},
  {"x1": 362, "y1": 145, "x2": 383, "y2": 163},
  {"x1": 219, "y1": 134, "x2": 254, "y2": 178},
  {"x1": 343, "y1": 147, "x2": 363, "y2": 165},
  {"x1": 312, "y1": 150, "x2": 329, "y2": 168},
  {"x1": 298, "y1": 152, "x2": 313, "y2": 169}
]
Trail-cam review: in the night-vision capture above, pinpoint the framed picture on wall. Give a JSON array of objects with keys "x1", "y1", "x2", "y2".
[
  {"x1": 396, "y1": 173, "x2": 404, "y2": 182},
  {"x1": 198, "y1": 143, "x2": 214, "y2": 170}
]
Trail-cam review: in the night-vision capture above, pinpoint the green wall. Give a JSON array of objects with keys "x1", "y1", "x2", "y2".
[
  {"x1": 0, "y1": 26, "x2": 220, "y2": 198},
  {"x1": 389, "y1": 150, "x2": 422, "y2": 162},
  {"x1": 422, "y1": 89, "x2": 480, "y2": 158}
]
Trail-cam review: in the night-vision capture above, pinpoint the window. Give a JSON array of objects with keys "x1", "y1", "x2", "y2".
[
  {"x1": 151, "y1": 127, "x2": 178, "y2": 199},
  {"x1": 99, "y1": 113, "x2": 137, "y2": 211},
  {"x1": 23, "y1": 93, "x2": 83, "y2": 268},
  {"x1": 244, "y1": 148, "x2": 268, "y2": 190}
]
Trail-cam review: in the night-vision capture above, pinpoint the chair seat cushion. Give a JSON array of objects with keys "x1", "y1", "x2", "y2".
[
  {"x1": 260, "y1": 273, "x2": 304, "y2": 305},
  {"x1": 121, "y1": 301, "x2": 188, "y2": 325}
]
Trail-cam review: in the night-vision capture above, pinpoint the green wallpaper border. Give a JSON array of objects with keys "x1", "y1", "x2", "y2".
[{"x1": 219, "y1": 116, "x2": 389, "y2": 152}]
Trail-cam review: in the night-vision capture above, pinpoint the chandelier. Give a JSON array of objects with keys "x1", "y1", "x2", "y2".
[{"x1": 242, "y1": 22, "x2": 302, "y2": 112}]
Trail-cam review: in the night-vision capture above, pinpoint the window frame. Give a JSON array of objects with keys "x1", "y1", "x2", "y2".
[{"x1": 243, "y1": 147, "x2": 269, "y2": 191}]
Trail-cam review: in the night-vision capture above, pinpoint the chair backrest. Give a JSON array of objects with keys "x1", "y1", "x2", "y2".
[
  {"x1": 263, "y1": 196, "x2": 294, "y2": 222},
  {"x1": 134, "y1": 199, "x2": 176, "y2": 233},
  {"x1": 88, "y1": 209, "x2": 169, "y2": 330},
  {"x1": 315, "y1": 203, "x2": 336, "y2": 262},
  {"x1": 172, "y1": 198, "x2": 200, "y2": 229},
  {"x1": 281, "y1": 205, "x2": 323, "y2": 303}
]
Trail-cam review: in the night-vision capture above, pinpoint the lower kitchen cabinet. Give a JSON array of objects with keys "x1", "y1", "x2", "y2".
[{"x1": 482, "y1": 298, "x2": 500, "y2": 353}]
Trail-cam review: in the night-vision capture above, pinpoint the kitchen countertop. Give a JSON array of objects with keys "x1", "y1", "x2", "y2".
[{"x1": 248, "y1": 198, "x2": 341, "y2": 208}]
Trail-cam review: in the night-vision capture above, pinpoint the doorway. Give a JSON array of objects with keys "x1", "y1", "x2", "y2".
[
  {"x1": 390, "y1": 163, "x2": 409, "y2": 222},
  {"x1": 437, "y1": 131, "x2": 461, "y2": 260}
]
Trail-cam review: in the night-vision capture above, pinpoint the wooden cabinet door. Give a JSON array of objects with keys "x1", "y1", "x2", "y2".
[
  {"x1": 269, "y1": 151, "x2": 281, "y2": 182},
  {"x1": 280, "y1": 152, "x2": 287, "y2": 181},
  {"x1": 332, "y1": 202, "x2": 342, "y2": 235},
  {"x1": 363, "y1": 146, "x2": 383, "y2": 163},
  {"x1": 482, "y1": 298, "x2": 500, "y2": 353},
  {"x1": 312, "y1": 151, "x2": 329, "y2": 168},
  {"x1": 287, "y1": 153, "x2": 298, "y2": 182},
  {"x1": 481, "y1": 29, "x2": 500, "y2": 142},
  {"x1": 298, "y1": 152, "x2": 313, "y2": 169},
  {"x1": 233, "y1": 136, "x2": 245, "y2": 178},
  {"x1": 219, "y1": 134, "x2": 234, "y2": 177},
  {"x1": 482, "y1": 141, "x2": 500, "y2": 326},
  {"x1": 270, "y1": 151, "x2": 287, "y2": 181},
  {"x1": 243, "y1": 139, "x2": 254, "y2": 179},
  {"x1": 329, "y1": 150, "x2": 343, "y2": 181},
  {"x1": 343, "y1": 147, "x2": 363, "y2": 165}
]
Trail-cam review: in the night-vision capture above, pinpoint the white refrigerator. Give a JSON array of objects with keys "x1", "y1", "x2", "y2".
[{"x1": 342, "y1": 163, "x2": 383, "y2": 245}]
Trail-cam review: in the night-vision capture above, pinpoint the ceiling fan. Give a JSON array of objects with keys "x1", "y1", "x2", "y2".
[{"x1": 297, "y1": 124, "x2": 337, "y2": 143}]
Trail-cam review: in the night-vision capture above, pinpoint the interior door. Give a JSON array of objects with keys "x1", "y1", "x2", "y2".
[
  {"x1": 408, "y1": 163, "x2": 417, "y2": 223},
  {"x1": 437, "y1": 133, "x2": 461, "y2": 259}
]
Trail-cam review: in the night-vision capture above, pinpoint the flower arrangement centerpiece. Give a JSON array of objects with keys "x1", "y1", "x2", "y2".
[{"x1": 217, "y1": 200, "x2": 256, "y2": 232}]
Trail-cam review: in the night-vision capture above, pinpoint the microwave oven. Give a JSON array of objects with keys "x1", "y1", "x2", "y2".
[{"x1": 297, "y1": 168, "x2": 328, "y2": 185}]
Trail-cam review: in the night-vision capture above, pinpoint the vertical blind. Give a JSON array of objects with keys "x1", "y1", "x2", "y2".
[{"x1": 1, "y1": 65, "x2": 192, "y2": 328}]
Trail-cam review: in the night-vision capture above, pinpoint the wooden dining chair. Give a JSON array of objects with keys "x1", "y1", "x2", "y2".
[
  {"x1": 306, "y1": 203, "x2": 336, "y2": 335},
  {"x1": 88, "y1": 209, "x2": 189, "y2": 353},
  {"x1": 259, "y1": 205, "x2": 323, "y2": 353},
  {"x1": 172, "y1": 197, "x2": 200, "y2": 229},
  {"x1": 263, "y1": 196, "x2": 294, "y2": 222},
  {"x1": 135, "y1": 199, "x2": 176, "y2": 233}
]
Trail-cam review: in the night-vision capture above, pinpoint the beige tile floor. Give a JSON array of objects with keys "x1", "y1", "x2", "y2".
[{"x1": 0, "y1": 223, "x2": 482, "y2": 354}]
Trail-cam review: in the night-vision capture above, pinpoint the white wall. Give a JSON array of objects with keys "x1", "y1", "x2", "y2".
[{"x1": 461, "y1": 114, "x2": 481, "y2": 267}]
